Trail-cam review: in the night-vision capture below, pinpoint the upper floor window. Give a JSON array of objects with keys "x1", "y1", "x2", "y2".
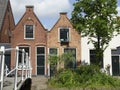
[
  {"x1": 59, "y1": 28, "x2": 69, "y2": 43},
  {"x1": 24, "y1": 25, "x2": 34, "y2": 39}
]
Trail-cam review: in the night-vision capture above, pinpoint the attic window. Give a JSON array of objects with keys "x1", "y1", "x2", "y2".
[
  {"x1": 59, "y1": 28, "x2": 69, "y2": 43},
  {"x1": 24, "y1": 25, "x2": 34, "y2": 39}
]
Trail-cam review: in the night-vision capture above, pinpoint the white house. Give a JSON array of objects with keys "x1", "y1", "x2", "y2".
[{"x1": 81, "y1": 35, "x2": 120, "y2": 76}]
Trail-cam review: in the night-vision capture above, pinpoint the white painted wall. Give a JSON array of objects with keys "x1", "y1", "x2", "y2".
[{"x1": 81, "y1": 35, "x2": 120, "y2": 75}]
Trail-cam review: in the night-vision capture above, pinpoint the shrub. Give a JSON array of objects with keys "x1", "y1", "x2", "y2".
[{"x1": 48, "y1": 65, "x2": 120, "y2": 89}]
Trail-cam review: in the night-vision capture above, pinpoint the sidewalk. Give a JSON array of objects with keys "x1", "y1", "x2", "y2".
[
  {"x1": 2, "y1": 76, "x2": 48, "y2": 90},
  {"x1": 31, "y1": 76, "x2": 48, "y2": 90}
]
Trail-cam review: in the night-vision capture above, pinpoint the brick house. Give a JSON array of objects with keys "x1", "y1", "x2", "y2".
[
  {"x1": 0, "y1": 0, "x2": 15, "y2": 69},
  {"x1": 0, "y1": 0, "x2": 15, "y2": 43},
  {"x1": 47, "y1": 12, "x2": 81, "y2": 72},
  {"x1": 11, "y1": 6, "x2": 47, "y2": 76}
]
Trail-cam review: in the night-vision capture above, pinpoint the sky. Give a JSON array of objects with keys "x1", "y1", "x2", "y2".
[{"x1": 10, "y1": 0, "x2": 120, "y2": 30}]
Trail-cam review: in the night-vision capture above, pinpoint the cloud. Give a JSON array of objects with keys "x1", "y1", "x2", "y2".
[
  {"x1": 10, "y1": 0, "x2": 72, "y2": 24},
  {"x1": 117, "y1": 6, "x2": 120, "y2": 16}
]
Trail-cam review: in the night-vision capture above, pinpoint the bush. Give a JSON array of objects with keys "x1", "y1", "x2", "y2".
[{"x1": 48, "y1": 65, "x2": 120, "y2": 89}]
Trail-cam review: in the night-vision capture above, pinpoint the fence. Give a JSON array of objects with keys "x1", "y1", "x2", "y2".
[{"x1": 0, "y1": 46, "x2": 32, "y2": 90}]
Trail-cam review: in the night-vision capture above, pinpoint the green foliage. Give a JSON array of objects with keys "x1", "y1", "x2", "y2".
[
  {"x1": 48, "y1": 65, "x2": 120, "y2": 89},
  {"x1": 49, "y1": 52, "x2": 76, "y2": 76},
  {"x1": 49, "y1": 55, "x2": 59, "y2": 67},
  {"x1": 49, "y1": 55, "x2": 60, "y2": 76},
  {"x1": 61, "y1": 52, "x2": 76, "y2": 69},
  {"x1": 71, "y1": 0, "x2": 120, "y2": 66}
]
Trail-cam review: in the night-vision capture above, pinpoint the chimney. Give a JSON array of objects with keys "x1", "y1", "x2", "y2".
[
  {"x1": 26, "y1": 5, "x2": 34, "y2": 12},
  {"x1": 60, "y1": 12, "x2": 67, "y2": 17}
]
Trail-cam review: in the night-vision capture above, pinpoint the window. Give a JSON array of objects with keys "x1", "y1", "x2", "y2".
[
  {"x1": 59, "y1": 28, "x2": 69, "y2": 42},
  {"x1": 90, "y1": 50, "x2": 103, "y2": 67},
  {"x1": 25, "y1": 25, "x2": 34, "y2": 39},
  {"x1": 49, "y1": 48, "x2": 58, "y2": 56},
  {"x1": 64, "y1": 48, "x2": 76, "y2": 69},
  {"x1": 18, "y1": 47, "x2": 29, "y2": 64},
  {"x1": 111, "y1": 49, "x2": 120, "y2": 76}
]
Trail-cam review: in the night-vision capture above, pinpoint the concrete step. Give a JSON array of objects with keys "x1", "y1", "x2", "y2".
[{"x1": 31, "y1": 76, "x2": 48, "y2": 90}]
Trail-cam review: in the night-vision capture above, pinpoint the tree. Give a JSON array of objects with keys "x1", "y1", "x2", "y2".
[{"x1": 71, "y1": 0, "x2": 120, "y2": 66}]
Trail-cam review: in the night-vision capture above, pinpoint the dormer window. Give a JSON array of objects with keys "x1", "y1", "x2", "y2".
[
  {"x1": 24, "y1": 25, "x2": 34, "y2": 39},
  {"x1": 59, "y1": 28, "x2": 69, "y2": 43}
]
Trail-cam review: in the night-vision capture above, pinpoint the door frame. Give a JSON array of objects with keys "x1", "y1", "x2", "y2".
[
  {"x1": 112, "y1": 55, "x2": 120, "y2": 76},
  {"x1": 36, "y1": 46, "x2": 46, "y2": 75}
]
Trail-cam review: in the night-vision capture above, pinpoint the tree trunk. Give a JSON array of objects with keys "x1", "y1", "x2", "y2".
[{"x1": 96, "y1": 35, "x2": 103, "y2": 67}]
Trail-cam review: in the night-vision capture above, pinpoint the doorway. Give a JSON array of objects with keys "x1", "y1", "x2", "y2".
[
  {"x1": 112, "y1": 56, "x2": 119, "y2": 76},
  {"x1": 36, "y1": 47, "x2": 45, "y2": 75}
]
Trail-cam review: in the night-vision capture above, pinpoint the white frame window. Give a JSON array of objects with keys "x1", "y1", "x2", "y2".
[
  {"x1": 58, "y1": 27, "x2": 70, "y2": 42},
  {"x1": 24, "y1": 25, "x2": 35, "y2": 39}
]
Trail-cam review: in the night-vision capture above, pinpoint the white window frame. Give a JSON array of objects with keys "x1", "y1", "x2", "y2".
[
  {"x1": 58, "y1": 27, "x2": 70, "y2": 42},
  {"x1": 24, "y1": 24, "x2": 35, "y2": 39}
]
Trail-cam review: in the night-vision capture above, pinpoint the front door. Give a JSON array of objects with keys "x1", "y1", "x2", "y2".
[
  {"x1": 112, "y1": 56, "x2": 119, "y2": 76},
  {"x1": 36, "y1": 47, "x2": 45, "y2": 75}
]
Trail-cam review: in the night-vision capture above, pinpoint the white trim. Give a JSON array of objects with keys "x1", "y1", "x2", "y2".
[
  {"x1": 69, "y1": 28, "x2": 71, "y2": 42},
  {"x1": 58, "y1": 27, "x2": 70, "y2": 42},
  {"x1": 24, "y1": 24, "x2": 35, "y2": 39},
  {"x1": 58, "y1": 28, "x2": 60, "y2": 42}
]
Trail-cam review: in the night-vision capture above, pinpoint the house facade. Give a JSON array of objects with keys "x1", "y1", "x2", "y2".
[
  {"x1": 47, "y1": 12, "x2": 81, "y2": 72},
  {"x1": 1, "y1": 1, "x2": 120, "y2": 76},
  {"x1": 81, "y1": 35, "x2": 120, "y2": 76},
  {"x1": 0, "y1": 0, "x2": 81, "y2": 76},
  {"x1": 0, "y1": 0, "x2": 15, "y2": 43},
  {"x1": 11, "y1": 6, "x2": 47, "y2": 76},
  {"x1": 0, "y1": 0, "x2": 15, "y2": 70}
]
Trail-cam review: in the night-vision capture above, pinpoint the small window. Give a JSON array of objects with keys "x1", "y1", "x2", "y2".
[
  {"x1": 25, "y1": 25, "x2": 34, "y2": 39},
  {"x1": 49, "y1": 48, "x2": 57, "y2": 56},
  {"x1": 59, "y1": 28, "x2": 69, "y2": 42}
]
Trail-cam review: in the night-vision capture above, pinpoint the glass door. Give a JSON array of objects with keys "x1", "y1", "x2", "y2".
[{"x1": 37, "y1": 47, "x2": 45, "y2": 75}]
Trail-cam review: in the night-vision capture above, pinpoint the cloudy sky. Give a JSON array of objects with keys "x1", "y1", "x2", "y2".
[{"x1": 10, "y1": 0, "x2": 120, "y2": 30}]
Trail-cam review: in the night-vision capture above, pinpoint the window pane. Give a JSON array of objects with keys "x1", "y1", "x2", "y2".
[
  {"x1": 49, "y1": 48, "x2": 57, "y2": 55},
  {"x1": 64, "y1": 48, "x2": 76, "y2": 59},
  {"x1": 111, "y1": 49, "x2": 118, "y2": 55},
  {"x1": 37, "y1": 56, "x2": 45, "y2": 66},
  {"x1": 60, "y1": 28, "x2": 69, "y2": 42},
  {"x1": 25, "y1": 25, "x2": 33, "y2": 38},
  {"x1": 37, "y1": 47, "x2": 45, "y2": 54}
]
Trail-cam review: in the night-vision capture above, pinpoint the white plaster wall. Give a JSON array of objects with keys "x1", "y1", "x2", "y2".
[{"x1": 81, "y1": 35, "x2": 120, "y2": 75}]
